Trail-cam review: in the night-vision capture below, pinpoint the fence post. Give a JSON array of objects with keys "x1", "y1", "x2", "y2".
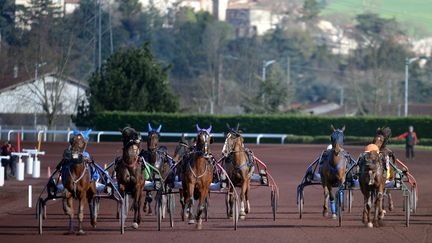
[
  {"x1": 281, "y1": 135, "x2": 287, "y2": 144},
  {"x1": 97, "y1": 131, "x2": 104, "y2": 143},
  {"x1": 7, "y1": 130, "x2": 14, "y2": 141},
  {"x1": 256, "y1": 134, "x2": 264, "y2": 144}
]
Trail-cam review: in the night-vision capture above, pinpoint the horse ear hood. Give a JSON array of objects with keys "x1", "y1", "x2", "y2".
[
  {"x1": 341, "y1": 126, "x2": 345, "y2": 132},
  {"x1": 156, "y1": 124, "x2": 162, "y2": 133},
  {"x1": 148, "y1": 123, "x2": 153, "y2": 133},
  {"x1": 330, "y1": 124, "x2": 335, "y2": 132},
  {"x1": 73, "y1": 128, "x2": 79, "y2": 136},
  {"x1": 207, "y1": 125, "x2": 212, "y2": 134}
]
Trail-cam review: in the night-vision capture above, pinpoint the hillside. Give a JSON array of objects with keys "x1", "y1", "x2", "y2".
[{"x1": 322, "y1": 0, "x2": 432, "y2": 35}]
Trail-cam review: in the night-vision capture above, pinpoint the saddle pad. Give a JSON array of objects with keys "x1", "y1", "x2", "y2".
[{"x1": 251, "y1": 173, "x2": 261, "y2": 183}]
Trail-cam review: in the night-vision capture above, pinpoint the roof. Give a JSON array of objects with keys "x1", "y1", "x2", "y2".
[{"x1": 0, "y1": 71, "x2": 88, "y2": 93}]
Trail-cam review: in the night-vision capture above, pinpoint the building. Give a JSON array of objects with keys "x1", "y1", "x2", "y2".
[
  {"x1": 0, "y1": 71, "x2": 88, "y2": 127},
  {"x1": 140, "y1": 0, "x2": 229, "y2": 21},
  {"x1": 226, "y1": 0, "x2": 278, "y2": 37}
]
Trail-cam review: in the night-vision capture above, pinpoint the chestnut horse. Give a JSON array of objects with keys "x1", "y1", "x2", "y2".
[
  {"x1": 61, "y1": 129, "x2": 96, "y2": 235},
  {"x1": 319, "y1": 125, "x2": 347, "y2": 219},
  {"x1": 372, "y1": 127, "x2": 395, "y2": 212},
  {"x1": 222, "y1": 123, "x2": 254, "y2": 219},
  {"x1": 114, "y1": 127, "x2": 144, "y2": 229},
  {"x1": 181, "y1": 125, "x2": 214, "y2": 229},
  {"x1": 359, "y1": 145, "x2": 386, "y2": 228}
]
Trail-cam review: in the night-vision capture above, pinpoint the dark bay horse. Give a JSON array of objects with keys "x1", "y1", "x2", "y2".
[
  {"x1": 62, "y1": 129, "x2": 96, "y2": 235},
  {"x1": 319, "y1": 125, "x2": 347, "y2": 219},
  {"x1": 373, "y1": 127, "x2": 395, "y2": 212},
  {"x1": 172, "y1": 134, "x2": 194, "y2": 221},
  {"x1": 114, "y1": 127, "x2": 144, "y2": 229},
  {"x1": 222, "y1": 124, "x2": 254, "y2": 219},
  {"x1": 181, "y1": 125, "x2": 214, "y2": 229},
  {"x1": 142, "y1": 123, "x2": 172, "y2": 215},
  {"x1": 359, "y1": 144, "x2": 386, "y2": 228}
]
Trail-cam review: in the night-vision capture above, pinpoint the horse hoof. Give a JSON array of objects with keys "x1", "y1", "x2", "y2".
[
  {"x1": 188, "y1": 219, "x2": 196, "y2": 225},
  {"x1": 389, "y1": 205, "x2": 394, "y2": 211},
  {"x1": 240, "y1": 215, "x2": 246, "y2": 220},
  {"x1": 382, "y1": 209, "x2": 386, "y2": 215},
  {"x1": 332, "y1": 214, "x2": 337, "y2": 219},
  {"x1": 196, "y1": 219, "x2": 202, "y2": 230},
  {"x1": 323, "y1": 211, "x2": 328, "y2": 217},
  {"x1": 132, "y1": 222, "x2": 139, "y2": 229},
  {"x1": 367, "y1": 222, "x2": 373, "y2": 228},
  {"x1": 76, "y1": 230, "x2": 86, "y2": 235}
]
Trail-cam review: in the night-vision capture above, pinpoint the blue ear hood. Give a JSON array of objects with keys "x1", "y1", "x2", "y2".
[
  {"x1": 156, "y1": 124, "x2": 162, "y2": 133},
  {"x1": 148, "y1": 123, "x2": 153, "y2": 133},
  {"x1": 73, "y1": 128, "x2": 92, "y2": 142}
]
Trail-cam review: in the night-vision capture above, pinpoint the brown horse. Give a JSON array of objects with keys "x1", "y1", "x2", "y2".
[
  {"x1": 319, "y1": 125, "x2": 347, "y2": 219},
  {"x1": 359, "y1": 145, "x2": 386, "y2": 228},
  {"x1": 181, "y1": 125, "x2": 214, "y2": 229},
  {"x1": 222, "y1": 124, "x2": 253, "y2": 219},
  {"x1": 62, "y1": 129, "x2": 96, "y2": 235},
  {"x1": 372, "y1": 127, "x2": 395, "y2": 212},
  {"x1": 114, "y1": 127, "x2": 144, "y2": 229}
]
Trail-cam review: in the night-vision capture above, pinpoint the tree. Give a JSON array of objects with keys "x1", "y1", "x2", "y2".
[
  {"x1": 13, "y1": 0, "x2": 74, "y2": 129},
  {"x1": 87, "y1": 43, "x2": 178, "y2": 114}
]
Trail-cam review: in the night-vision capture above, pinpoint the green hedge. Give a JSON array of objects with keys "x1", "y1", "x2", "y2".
[{"x1": 91, "y1": 112, "x2": 432, "y2": 138}]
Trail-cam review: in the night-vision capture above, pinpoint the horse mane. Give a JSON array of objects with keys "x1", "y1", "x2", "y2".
[{"x1": 375, "y1": 127, "x2": 392, "y2": 147}]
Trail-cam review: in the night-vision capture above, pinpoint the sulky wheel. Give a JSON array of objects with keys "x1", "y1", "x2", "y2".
[
  {"x1": 337, "y1": 192, "x2": 342, "y2": 227},
  {"x1": 411, "y1": 187, "x2": 417, "y2": 213},
  {"x1": 405, "y1": 194, "x2": 410, "y2": 227},
  {"x1": 120, "y1": 199, "x2": 125, "y2": 234},
  {"x1": 37, "y1": 198, "x2": 44, "y2": 235},
  {"x1": 298, "y1": 189, "x2": 304, "y2": 219},
  {"x1": 167, "y1": 193, "x2": 175, "y2": 228},
  {"x1": 347, "y1": 190, "x2": 353, "y2": 213},
  {"x1": 156, "y1": 191, "x2": 163, "y2": 231},
  {"x1": 271, "y1": 190, "x2": 277, "y2": 221}
]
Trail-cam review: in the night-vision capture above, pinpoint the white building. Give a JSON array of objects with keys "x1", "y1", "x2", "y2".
[{"x1": 0, "y1": 72, "x2": 88, "y2": 115}]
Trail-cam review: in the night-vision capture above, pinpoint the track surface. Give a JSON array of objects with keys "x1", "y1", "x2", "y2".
[{"x1": 0, "y1": 142, "x2": 431, "y2": 243}]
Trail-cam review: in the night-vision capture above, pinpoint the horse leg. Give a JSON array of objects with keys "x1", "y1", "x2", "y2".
[
  {"x1": 186, "y1": 182, "x2": 195, "y2": 224},
  {"x1": 227, "y1": 186, "x2": 234, "y2": 218},
  {"x1": 239, "y1": 180, "x2": 247, "y2": 219},
  {"x1": 132, "y1": 185, "x2": 143, "y2": 229},
  {"x1": 62, "y1": 191, "x2": 74, "y2": 234},
  {"x1": 195, "y1": 187, "x2": 209, "y2": 230},
  {"x1": 88, "y1": 184, "x2": 97, "y2": 228},
  {"x1": 245, "y1": 179, "x2": 251, "y2": 214},
  {"x1": 144, "y1": 191, "x2": 153, "y2": 215},
  {"x1": 364, "y1": 193, "x2": 373, "y2": 228},
  {"x1": 377, "y1": 188, "x2": 385, "y2": 226},
  {"x1": 77, "y1": 192, "x2": 86, "y2": 235},
  {"x1": 322, "y1": 185, "x2": 329, "y2": 217},
  {"x1": 328, "y1": 187, "x2": 337, "y2": 219},
  {"x1": 179, "y1": 188, "x2": 185, "y2": 221},
  {"x1": 387, "y1": 190, "x2": 394, "y2": 211}
]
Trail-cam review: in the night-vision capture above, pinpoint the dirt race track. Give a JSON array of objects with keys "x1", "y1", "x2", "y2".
[{"x1": 0, "y1": 142, "x2": 431, "y2": 243}]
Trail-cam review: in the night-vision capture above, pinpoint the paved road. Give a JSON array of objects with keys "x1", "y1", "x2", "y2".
[{"x1": 0, "y1": 142, "x2": 431, "y2": 243}]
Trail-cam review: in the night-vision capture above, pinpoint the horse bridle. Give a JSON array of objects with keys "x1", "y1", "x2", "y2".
[
  {"x1": 147, "y1": 131, "x2": 160, "y2": 152},
  {"x1": 197, "y1": 130, "x2": 211, "y2": 156},
  {"x1": 222, "y1": 132, "x2": 244, "y2": 156}
]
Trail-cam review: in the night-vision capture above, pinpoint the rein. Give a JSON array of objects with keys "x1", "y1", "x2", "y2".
[{"x1": 188, "y1": 160, "x2": 208, "y2": 181}]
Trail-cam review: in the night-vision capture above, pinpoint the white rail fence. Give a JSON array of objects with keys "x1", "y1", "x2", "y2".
[{"x1": 0, "y1": 128, "x2": 291, "y2": 144}]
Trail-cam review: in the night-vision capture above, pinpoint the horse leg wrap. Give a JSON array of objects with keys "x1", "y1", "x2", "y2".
[{"x1": 330, "y1": 200, "x2": 336, "y2": 214}]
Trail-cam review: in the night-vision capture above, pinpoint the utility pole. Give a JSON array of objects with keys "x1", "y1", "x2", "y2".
[
  {"x1": 286, "y1": 56, "x2": 291, "y2": 88},
  {"x1": 98, "y1": 0, "x2": 102, "y2": 69},
  {"x1": 109, "y1": 2, "x2": 113, "y2": 54}
]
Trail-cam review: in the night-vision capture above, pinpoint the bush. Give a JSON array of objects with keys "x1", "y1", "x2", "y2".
[{"x1": 89, "y1": 112, "x2": 432, "y2": 139}]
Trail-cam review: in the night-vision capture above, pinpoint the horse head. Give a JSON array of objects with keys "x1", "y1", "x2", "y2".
[
  {"x1": 196, "y1": 124, "x2": 213, "y2": 155},
  {"x1": 330, "y1": 125, "x2": 345, "y2": 155},
  {"x1": 373, "y1": 127, "x2": 392, "y2": 150},
  {"x1": 222, "y1": 123, "x2": 243, "y2": 157},
  {"x1": 121, "y1": 127, "x2": 141, "y2": 160},
  {"x1": 70, "y1": 129, "x2": 92, "y2": 160},
  {"x1": 147, "y1": 123, "x2": 162, "y2": 152},
  {"x1": 363, "y1": 150, "x2": 382, "y2": 186},
  {"x1": 173, "y1": 134, "x2": 190, "y2": 162}
]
